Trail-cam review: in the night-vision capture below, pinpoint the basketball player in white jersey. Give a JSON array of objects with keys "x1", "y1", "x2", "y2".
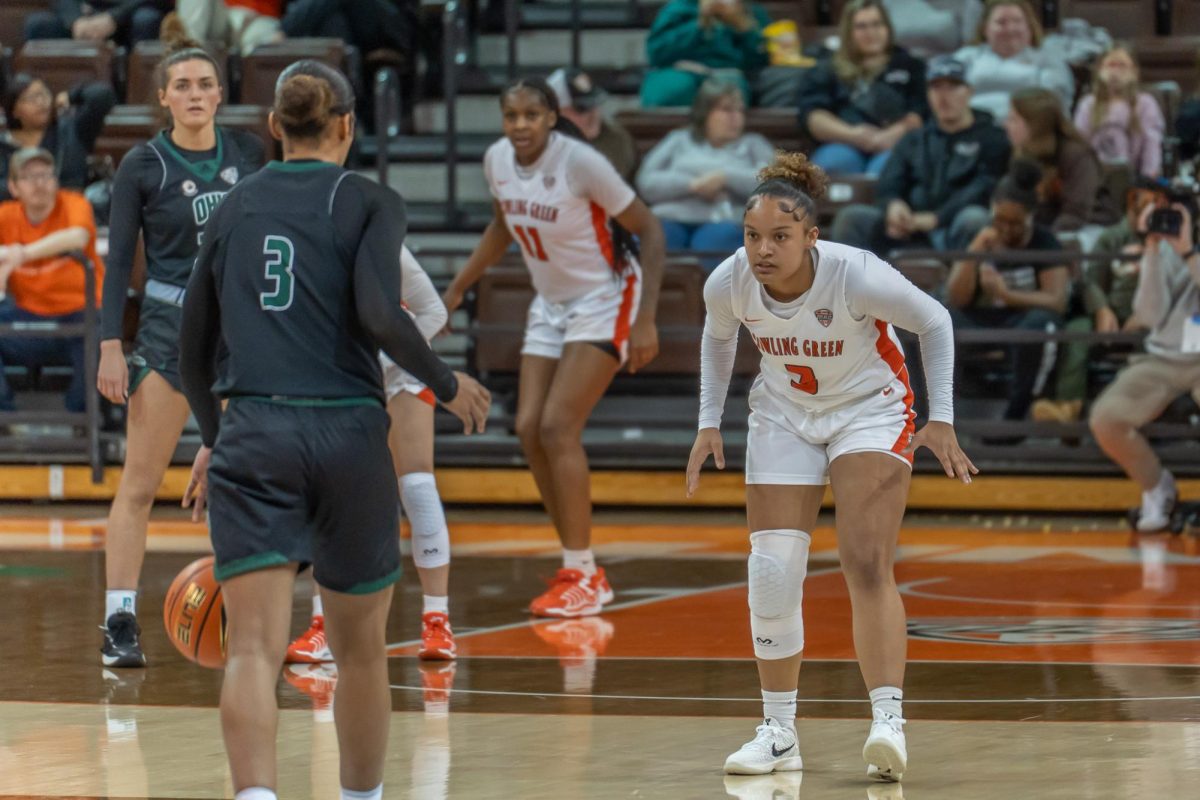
[
  {"x1": 444, "y1": 77, "x2": 665, "y2": 618},
  {"x1": 686, "y1": 153, "x2": 976, "y2": 781},
  {"x1": 288, "y1": 246, "x2": 458, "y2": 662}
]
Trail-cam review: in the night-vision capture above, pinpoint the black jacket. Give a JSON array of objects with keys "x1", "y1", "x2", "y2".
[
  {"x1": 797, "y1": 46, "x2": 928, "y2": 134},
  {"x1": 51, "y1": 0, "x2": 173, "y2": 29},
  {"x1": 875, "y1": 111, "x2": 1012, "y2": 227}
]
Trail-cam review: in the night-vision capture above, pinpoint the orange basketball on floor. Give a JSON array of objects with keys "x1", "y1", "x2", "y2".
[{"x1": 163, "y1": 556, "x2": 226, "y2": 668}]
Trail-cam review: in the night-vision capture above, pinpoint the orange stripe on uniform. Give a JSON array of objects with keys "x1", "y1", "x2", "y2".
[
  {"x1": 418, "y1": 387, "x2": 437, "y2": 407},
  {"x1": 874, "y1": 320, "x2": 916, "y2": 462},
  {"x1": 611, "y1": 274, "x2": 638, "y2": 361},
  {"x1": 589, "y1": 202, "x2": 616, "y2": 272}
]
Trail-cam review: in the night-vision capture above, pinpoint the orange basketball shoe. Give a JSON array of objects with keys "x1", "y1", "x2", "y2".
[
  {"x1": 418, "y1": 612, "x2": 457, "y2": 661},
  {"x1": 532, "y1": 616, "x2": 615, "y2": 664},
  {"x1": 419, "y1": 662, "x2": 457, "y2": 714},
  {"x1": 286, "y1": 616, "x2": 333, "y2": 663},
  {"x1": 530, "y1": 567, "x2": 616, "y2": 617}
]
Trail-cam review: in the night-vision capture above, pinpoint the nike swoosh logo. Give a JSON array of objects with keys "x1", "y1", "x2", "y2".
[
  {"x1": 771, "y1": 741, "x2": 794, "y2": 757},
  {"x1": 883, "y1": 387, "x2": 894, "y2": 396}
]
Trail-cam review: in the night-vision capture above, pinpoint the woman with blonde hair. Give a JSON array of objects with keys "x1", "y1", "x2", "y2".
[
  {"x1": 953, "y1": 0, "x2": 1073, "y2": 120},
  {"x1": 1004, "y1": 87, "x2": 1119, "y2": 234},
  {"x1": 797, "y1": 0, "x2": 926, "y2": 176},
  {"x1": 1074, "y1": 45, "x2": 1165, "y2": 179}
]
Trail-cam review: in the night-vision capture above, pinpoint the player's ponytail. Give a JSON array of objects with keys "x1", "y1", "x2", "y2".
[
  {"x1": 748, "y1": 151, "x2": 829, "y2": 224},
  {"x1": 153, "y1": 12, "x2": 223, "y2": 103},
  {"x1": 273, "y1": 60, "x2": 355, "y2": 141}
]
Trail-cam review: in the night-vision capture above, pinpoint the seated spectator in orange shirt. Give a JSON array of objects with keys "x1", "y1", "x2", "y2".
[{"x1": 0, "y1": 148, "x2": 104, "y2": 413}]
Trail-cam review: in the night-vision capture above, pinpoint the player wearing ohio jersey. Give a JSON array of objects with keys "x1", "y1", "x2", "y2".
[
  {"x1": 94, "y1": 17, "x2": 265, "y2": 669},
  {"x1": 444, "y1": 77, "x2": 666, "y2": 619},
  {"x1": 686, "y1": 153, "x2": 977, "y2": 782},
  {"x1": 288, "y1": 246, "x2": 459, "y2": 664},
  {"x1": 177, "y1": 61, "x2": 489, "y2": 800}
]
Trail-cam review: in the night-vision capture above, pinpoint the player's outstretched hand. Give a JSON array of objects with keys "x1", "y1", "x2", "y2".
[
  {"x1": 903, "y1": 420, "x2": 977, "y2": 484},
  {"x1": 442, "y1": 371, "x2": 491, "y2": 434},
  {"x1": 686, "y1": 427, "x2": 725, "y2": 498},
  {"x1": 628, "y1": 317, "x2": 659, "y2": 374},
  {"x1": 97, "y1": 340, "x2": 129, "y2": 405},
  {"x1": 182, "y1": 445, "x2": 212, "y2": 523}
]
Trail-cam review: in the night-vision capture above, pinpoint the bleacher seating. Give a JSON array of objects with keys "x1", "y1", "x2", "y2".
[
  {"x1": 0, "y1": 0, "x2": 42, "y2": 51},
  {"x1": 125, "y1": 40, "x2": 230, "y2": 107},
  {"x1": 93, "y1": 104, "x2": 274, "y2": 168},
  {"x1": 14, "y1": 40, "x2": 117, "y2": 95},
  {"x1": 1057, "y1": 1, "x2": 1164, "y2": 36},
  {"x1": 236, "y1": 39, "x2": 348, "y2": 106}
]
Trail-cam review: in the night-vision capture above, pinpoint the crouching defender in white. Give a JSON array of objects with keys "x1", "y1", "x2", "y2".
[{"x1": 686, "y1": 152, "x2": 977, "y2": 781}]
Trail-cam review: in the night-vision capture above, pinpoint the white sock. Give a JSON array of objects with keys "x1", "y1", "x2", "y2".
[
  {"x1": 423, "y1": 594, "x2": 449, "y2": 615},
  {"x1": 312, "y1": 594, "x2": 323, "y2": 618},
  {"x1": 562, "y1": 548, "x2": 596, "y2": 576},
  {"x1": 340, "y1": 785, "x2": 382, "y2": 800},
  {"x1": 234, "y1": 789, "x2": 277, "y2": 800},
  {"x1": 869, "y1": 686, "x2": 904, "y2": 720},
  {"x1": 105, "y1": 590, "x2": 136, "y2": 620},
  {"x1": 762, "y1": 689, "x2": 797, "y2": 730}
]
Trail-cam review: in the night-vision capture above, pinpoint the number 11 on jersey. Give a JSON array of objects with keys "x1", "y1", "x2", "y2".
[{"x1": 513, "y1": 225, "x2": 548, "y2": 261}]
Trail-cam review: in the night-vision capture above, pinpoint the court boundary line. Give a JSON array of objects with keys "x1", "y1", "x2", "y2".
[
  {"x1": 898, "y1": 577, "x2": 1200, "y2": 611},
  {"x1": 419, "y1": 654, "x2": 1200, "y2": 669}
]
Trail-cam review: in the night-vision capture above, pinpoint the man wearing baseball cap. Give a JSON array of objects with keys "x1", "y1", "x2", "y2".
[
  {"x1": 547, "y1": 67, "x2": 638, "y2": 182},
  {"x1": 832, "y1": 55, "x2": 1010, "y2": 255},
  {"x1": 0, "y1": 147, "x2": 104, "y2": 413}
]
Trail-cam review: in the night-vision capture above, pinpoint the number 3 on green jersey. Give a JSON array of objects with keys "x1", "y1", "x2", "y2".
[{"x1": 260, "y1": 235, "x2": 295, "y2": 311}]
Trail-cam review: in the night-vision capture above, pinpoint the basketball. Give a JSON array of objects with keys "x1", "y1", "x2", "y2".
[{"x1": 163, "y1": 556, "x2": 226, "y2": 668}]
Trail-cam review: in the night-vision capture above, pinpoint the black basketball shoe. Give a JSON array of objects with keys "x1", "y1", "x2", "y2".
[{"x1": 101, "y1": 611, "x2": 147, "y2": 668}]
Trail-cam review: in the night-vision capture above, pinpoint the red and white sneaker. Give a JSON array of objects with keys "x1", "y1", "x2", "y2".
[
  {"x1": 532, "y1": 616, "x2": 615, "y2": 665},
  {"x1": 286, "y1": 616, "x2": 333, "y2": 663},
  {"x1": 530, "y1": 567, "x2": 614, "y2": 618},
  {"x1": 418, "y1": 612, "x2": 457, "y2": 661}
]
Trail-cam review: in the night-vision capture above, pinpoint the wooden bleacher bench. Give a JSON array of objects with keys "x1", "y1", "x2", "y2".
[
  {"x1": 1131, "y1": 35, "x2": 1200, "y2": 88},
  {"x1": 615, "y1": 108, "x2": 814, "y2": 159},
  {"x1": 93, "y1": 104, "x2": 274, "y2": 168},
  {"x1": 0, "y1": 0, "x2": 43, "y2": 51},
  {"x1": 236, "y1": 38, "x2": 348, "y2": 106},
  {"x1": 14, "y1": 40, "x2": 116, "y2": 95}
]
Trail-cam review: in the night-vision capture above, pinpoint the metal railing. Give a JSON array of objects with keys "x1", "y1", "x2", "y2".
[
  {"x1": 442, "y1": 0, "x2": 470, "y2": 228},
  {"x1": 0, "y1": 253, "x2": 103, "y2": 482},
  {"x1": 373, "y1": 67, "x2": 401, "y2": 187}
]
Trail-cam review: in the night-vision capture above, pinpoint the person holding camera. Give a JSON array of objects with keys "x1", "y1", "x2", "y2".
[{"x1": 1088, "y1": 197, "x2": 1200, "y2": 532}]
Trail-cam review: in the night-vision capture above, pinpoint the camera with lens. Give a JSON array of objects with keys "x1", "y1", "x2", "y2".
[{"x1": 1145, "y1": 149, "x2": 1199, "y2": 237}]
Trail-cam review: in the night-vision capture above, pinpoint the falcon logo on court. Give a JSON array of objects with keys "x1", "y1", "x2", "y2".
[
  {"x1": 181, "y1": 179, "x2": 198, "y2": 197},
  {"x1": 544, "y1": 176, "x2": 556, "y2": 189},
  {"x1": 907, "y1": 617, "x2": 1200, "y2": 644},
  {"x1": 815, "y1": 308, "x2": 833, "y2": 327},
  {"x1": 220, "y1": 166, "x2": 239, "y2": 184}
]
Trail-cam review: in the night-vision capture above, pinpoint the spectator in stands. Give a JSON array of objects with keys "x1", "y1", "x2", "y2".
[
  {"x1": 1005, "y1": 87, "x2": 1119, "y2": 237},
  {"x1": 24, "y1": 0, "x2": 172, "y2": 48},
  {"x1": 945, "y1": 160, "x2": 1069, "y2": 425},
  {"x1": 0, "y1": 148, "x2": 103, "y2": 413},
  {"x1": 883, "y1": 0, "x2": 983, "y2": 59},
  {"x1": 953, "y1": 0, "x2": 1073, "y2": 121},
  {"x1": 832, "y1": 55, "x2": 1007, "y2": 255},
  {"x1": 797, "y1": 0, "x2": 926, "y2": 177},
  {"x1": 635, "y1": 79, "x2": 773, "y2": 265},
  {"x1": 281, "y1": 0, "x2": 418, "y2": 57},
  {"x1": 1073, "y1": 46, "x2": 1165, "y2": 180},
  {"x1": 640, "y1": 0, "x2": 771, "y2": 108},
  {"x1": 1089, "y1": 199, "x2": 1200, "y2": 532},
  {"x1": 0, "y1": 74, "x2": 117, "y2": 201},
  {"x1": 1031, "y1": 181, "x2": 1165, "y2": 423},
  {"x1": 177, "y1": 0, "x2": 285, "y2": 54},
  {"x1": 548, "y1": 68, "x2": 638, "y2": 182}
]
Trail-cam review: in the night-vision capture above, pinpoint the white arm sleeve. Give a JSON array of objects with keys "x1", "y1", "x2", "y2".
[
  {"x1": 400, "y1": 246, "x2": 449, "y2": 340},
  {"x1": 699, "y1": 257, "x2": 742, "y2": 430},
  {"x1": 565, "y1": 143, "x2": 637, "y2": 216},
  {"x1": 845, "y1": 253, "x2": 956, "y2": 424}
]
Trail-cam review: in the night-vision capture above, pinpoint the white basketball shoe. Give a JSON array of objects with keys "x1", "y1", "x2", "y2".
[
  {"x1": 863, "y1": 710, "x2": 907, "y2": 782},
  {"x1": 723, "y1": 718, "x2": 803, "y2": 775}
]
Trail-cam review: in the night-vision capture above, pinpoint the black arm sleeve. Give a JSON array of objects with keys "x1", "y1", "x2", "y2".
[
  {"x1": 179, "y1": 209, "x2": 225, "y2": 448},
  {"x1": 339, "y1": 178, "x2": 459, "y2": 403},
  {"x1": 100, "y1": 146, "x2": 153, "y2": 340},
  {"x1": 70, "y1": 81, "x2": 117, "y2": 153}
]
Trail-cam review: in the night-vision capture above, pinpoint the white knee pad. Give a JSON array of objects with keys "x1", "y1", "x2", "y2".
[
  {"x1": 747, "y1": 529, "x2": 810, "y2": 660},
  {"x1": 400, "y1": 473, "x2": 450, "y2": 569}
]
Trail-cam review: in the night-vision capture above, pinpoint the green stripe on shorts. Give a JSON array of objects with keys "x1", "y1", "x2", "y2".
[
  {"x1": 344, "y1": 566, "x2": 403, "y2": 595},
  {"x1": 214, "y1": 551, "x2": 292, "y2": 581}
]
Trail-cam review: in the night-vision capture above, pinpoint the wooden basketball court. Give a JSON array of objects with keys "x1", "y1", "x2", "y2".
[{"x1": 1, "y1": 504, "x2": 1198, "y2": 798}]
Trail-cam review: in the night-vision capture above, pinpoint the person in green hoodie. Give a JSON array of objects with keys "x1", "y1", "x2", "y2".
[{"x1": 641, "y1": 0, "x2": 771, "y2": 107}]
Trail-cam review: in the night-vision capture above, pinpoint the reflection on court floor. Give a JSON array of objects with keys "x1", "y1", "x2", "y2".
[{"x1": 1, "y1": 510, "x2": 1199, "y2": 797}]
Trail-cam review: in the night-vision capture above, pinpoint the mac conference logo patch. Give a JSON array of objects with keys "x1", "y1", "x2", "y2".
[
  {"x1": 814, "y1": 308, "x2": 833, "y2": 327},
  {"x1": 907, "y1": 617, "x2": 1200, "y2": 645}
]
